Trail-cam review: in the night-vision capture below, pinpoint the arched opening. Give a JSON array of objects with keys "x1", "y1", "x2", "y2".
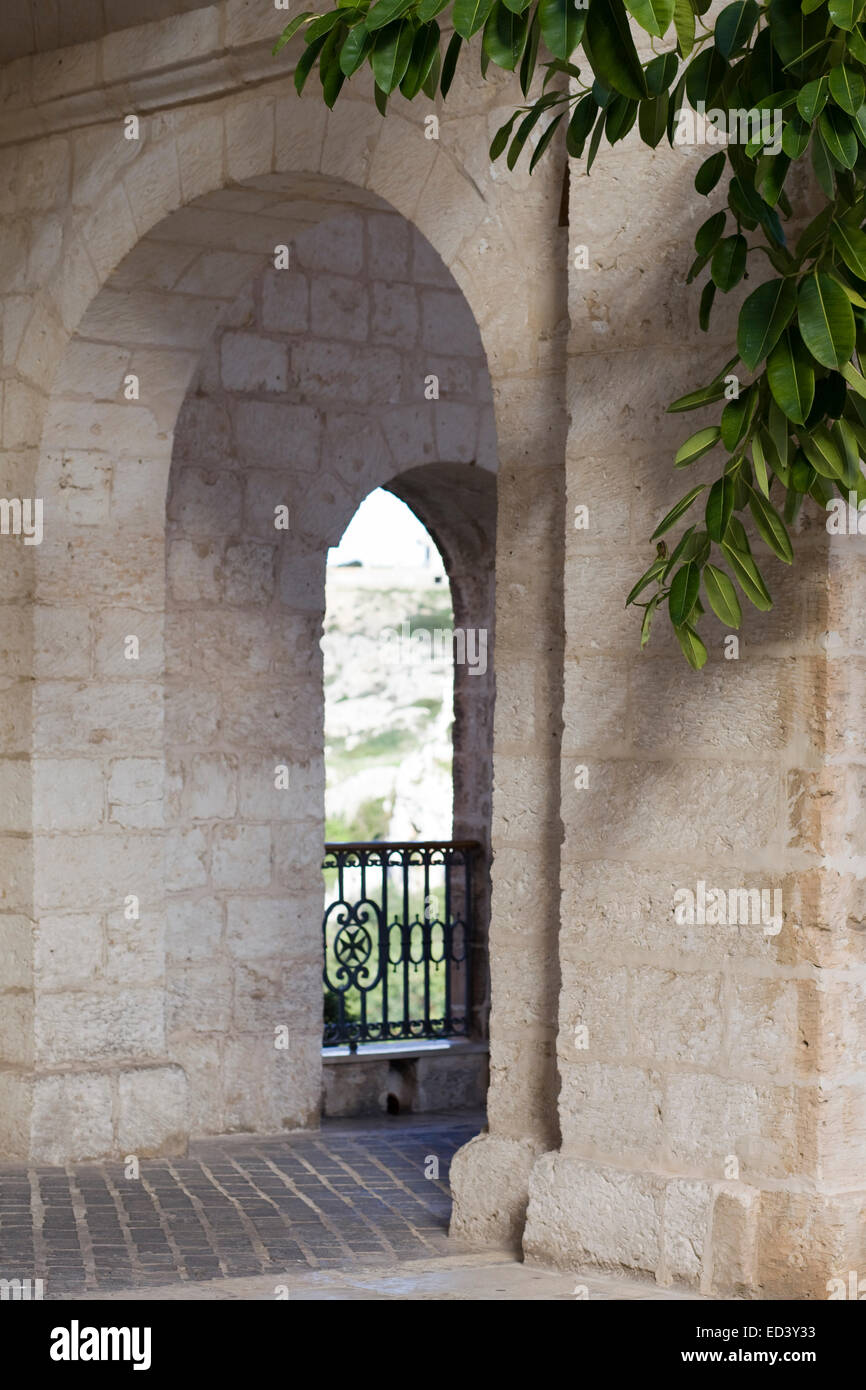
[
  {"x1": 324, "y1": 488, "x2": 454, "y2": 845},
  {"x1": 321, "y1": 482, "x2": 494, "y2": 1116},
  {"x1": 23, "y1": 160, "x2": 498, "y2": 1156}
]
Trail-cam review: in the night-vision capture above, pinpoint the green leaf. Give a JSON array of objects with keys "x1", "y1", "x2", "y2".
[
  {"x1": 695, "y1": 211, "x2": 726, "y2": 257},
  {"x1": 585, "y1": 106, "x2": 606, "y2": 170},
  {"x1": 748, "y1": 485, "x2": 794, "y2": 562},
  {"x1": 812, "y1": 126, "x2": 837, "y2": 198},
  {"x1": 663, "y1": 523, "x2": 697, "y2": 576},
  {"x1": 781, "y1": 113, "x2": 811, "y2": 158},
  {"x1": 675, "y1": 425, "x2": 722, "y2": 467},
  {"x1": 440, "y1": 30, "x2": 462, "y2": 94},
  {"x1": 721, "y1": 387, "x2": 755, "y2": 450},
  {"x1": 828, "y1": 0, "x2": 858, "y2": 27},
  {"x1": 695, "y1": 151, "x2": 726, "y2": 195},
  {"x1": 703, "y1": 564, "x2": 742, "y2": 626},
  {"x1": 819, "y1": 108, "x2": 858, "y2": 168},
  {"x1": 699, "y1": 279, "x2": 716, "y2": 331},
  {"x1": 605, "y1": 93, "x2": 638, "y2": 142},
  {"x1": 843, "y1": 360, "x2": 866, "y2": 396},
  {"x1": 768, "y1": 398, "x2": 790, "y2": 469},
  {"x1": 539, "y1": 0, "x2": 587, "y2": 58},
  {"x1": 651, "y1": 485, "x2": 707, "y2": 538},
  {"x1": 667, "y1": 378, "x2": 728, "y2": 412},
  {"x1": 366, "y1": 0, "x2": 416, "y2": 30},
  {"x1": 320, "y1": 26, "x2": 348, "y2": 106},
  {"x1": 305, "y1": 9, "x2": 351, "y2": 42},
  {"x1": 624, "y1": 0, "x2": 676, "y2": 38},
  {"x1": 421, "y1": 43, "x2": 441, "y2": 94},
  {"x1": 852, "y1": 101, "x2": 866, "y2": 142},
  {"x1": 453, "y1": 0, "x2": 497, "y2": 36},
  {"x1": 669, "y1": 562, "x2": 700, "y2": 626},
  {"x1": 645, "y1": 50, "x2": 678, "y2": 95},
  {"x1": 417, "y1": 0, "x2": 451, "y2": 16},
  {"x1": 340, "y1": 22, "x2": 374, "y2": 74},
  {"x1": 507, "y1": 93, "x2": 558, "y2": 167},
  {"x1": 626, "y1": 556, "x2": 668, "y2": 605},
  {"x1": 797, "y1": 75, "x2": 828, "y2": 121},
  {"x1": 767, "y1": 329, "x2": 815, "y2": 423},
  {"x1": 712, "y1": 234, "x2": 747, "y2": 292},
  {"x1": 520, "y1": 7, "x2": 541, "y2": 94},
  {"x1": 584, "y1": 0, "x2": 648, "y2": 101},
  {"x1": 829, "y1": 64, "x2": 865, "y2": 115},
  {"x1": 273, "y1": 11, "x2": 315, "y2": 54},
  {"x1": 706, "y1": 474, "x2": 736, "y2": 541},
  {"x1": 294, "y1": 32, "x2": 329, "y2": 94},
  {"x1": 714, "y1": 0, "x2": 758, "y2": 59},
  {"x1": 640, "y1": 593, "x2": 661, "y2": 648},
  {"x1": 371, "y1": 19, "x2": 416, "y2": 90},
  {"x1": 483, "y1": 0, "x2": 530, "y2": 68},
  {"x1": 830, "y1": 219, "x2": 866, "y2": 279},
  {"x1": 673, "y1": 621, "x2": 709, "y2": 669},
  {"x1": 720, "y1": 541, "x2": 773, "y2": 609},
  {"x1": 639, "y1": 93, "x2": 669, "y2": 147},
  {"x1": 736, "y1": 277, "x2": 798, "y2": 371},
  {"x1": 797, "y1": 271, "x2": 856, "y2": 369},
  {"x1": 529, "y1": 111, "x2": 565, "y2": 170},
  {"x1": 800, "y1": 422, "x2": 847, "y2": 478},
  {"x1": 673, "y1": 0, "x2": 695, "y2": 55},
  {"x1": 490, "y1": 110, "x2": 521, "y2": 159},
  {"x1": 567, "y1": 93, "x2": 599, "y2": 155},
  {"x1": 752, "y1": 433, "x2": 770, "y2": 497},
  {"x1": 401, "y1": 20, "x2": 441, "y2": 95}
]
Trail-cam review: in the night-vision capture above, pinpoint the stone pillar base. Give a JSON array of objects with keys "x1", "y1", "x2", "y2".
[
  {"x1": 523, "y1": 1152, "x2": 866, "y2": 1298},
  {"x1": 0, "y1": 1063, "x2": 188, "y2": 1163},
  {"x1": 449, "y1": 1131, "x2": 546, "y2": 1250}
]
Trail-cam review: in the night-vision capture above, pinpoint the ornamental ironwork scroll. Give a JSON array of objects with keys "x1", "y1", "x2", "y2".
[{"x1": 321, "y1": 841, "x2": 479, "y2": 1051}]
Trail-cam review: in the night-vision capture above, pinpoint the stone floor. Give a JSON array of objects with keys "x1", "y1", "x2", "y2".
[
  {"x1": 0, "y1": 1114, "x2": 476, "y2": 1299},
  {"x1": 86, "y1": 1251, "x2": 702, "y2": 1300},
  {"x1": 0, "y1": 1113, "x2": 701, "y2": 1301}
]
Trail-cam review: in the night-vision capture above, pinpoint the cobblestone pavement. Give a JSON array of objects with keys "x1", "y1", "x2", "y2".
[{"x1": 0, "y1": 1115, "x2": 478, "y2": 1300}]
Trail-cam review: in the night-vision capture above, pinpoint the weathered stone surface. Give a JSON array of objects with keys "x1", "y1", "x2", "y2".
[{"x1": 1, "y1": 4, "x2": 860, "y2": 1303}]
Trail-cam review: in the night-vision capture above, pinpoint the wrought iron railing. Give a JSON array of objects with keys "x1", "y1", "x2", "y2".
[{"x1": 322, "y1": 841, "x2": 479, "y2": 1050}]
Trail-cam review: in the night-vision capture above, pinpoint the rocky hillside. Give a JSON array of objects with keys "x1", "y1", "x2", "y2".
[{"x1": 323, "y1": 565, "x2": 454, "y2": 843}]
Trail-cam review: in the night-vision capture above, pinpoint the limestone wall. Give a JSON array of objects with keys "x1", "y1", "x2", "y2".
[
  {"x1": 0, "y1": 3, "x2": 564, "y2": 1172},
  {"x1": 164, "y1": 206, "x2": 495, "y2": 1135},
  {"x1": 2, "y1": 0, "x2": 860, "y2": 1301}
]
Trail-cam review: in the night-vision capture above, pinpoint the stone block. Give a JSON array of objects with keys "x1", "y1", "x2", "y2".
[
  {"x1": 30, "y1": 1072, "x2": 113, "y2": 1163},
  {"x1": 116, "y1": 1064, "x2": 188, "y2": 1157}
]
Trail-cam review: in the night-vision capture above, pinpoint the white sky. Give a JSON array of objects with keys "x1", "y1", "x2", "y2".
[{"x1": 328, "y1": 488, "x2": 440, "y2": 568}]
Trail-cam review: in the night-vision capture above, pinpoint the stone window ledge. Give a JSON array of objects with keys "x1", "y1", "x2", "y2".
[{"x1": 322, "y1": 1039, "x2": 489, "y2": 1065}]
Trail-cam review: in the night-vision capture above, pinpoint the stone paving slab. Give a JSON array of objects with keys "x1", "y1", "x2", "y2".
[
  {"x1": 83, "y1": 1251, "x2": 706, "y2": 1301},
  {"x1": 0, "y1": 1117, "x2": 478, "y2": 1300}
]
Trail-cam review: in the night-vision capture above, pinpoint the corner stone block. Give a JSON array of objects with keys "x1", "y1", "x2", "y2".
[
  {"x1": 117, "y1": 1065, "x2": 189, "y2": 1158},
  {"x1": 449, "y1": 1132, "x2": 544, "y2": 1251},
  {"x1": 523, "y1": 1153, "x2": 663, "y2": 1276},
  {"x1": 30, "y1": 1072, "x2": 114, "y2": 1164}
]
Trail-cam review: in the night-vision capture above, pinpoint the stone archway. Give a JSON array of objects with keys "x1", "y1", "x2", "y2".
[
  {"x1": 0, "y1": 25, "x2": 567, "y2": 1271},
  {"x1": 161, "y1": 201, "x2": 497, "y2": 1137}
]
